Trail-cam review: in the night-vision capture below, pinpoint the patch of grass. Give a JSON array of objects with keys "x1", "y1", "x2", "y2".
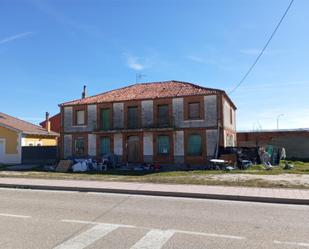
[{"x1": 0, "y1": 160, "x2": 309, "y2": 189}]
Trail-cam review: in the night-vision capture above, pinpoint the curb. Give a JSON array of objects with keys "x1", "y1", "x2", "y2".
[{"x1": 0, "y1": 183, "x2": 308, "y2": 205}]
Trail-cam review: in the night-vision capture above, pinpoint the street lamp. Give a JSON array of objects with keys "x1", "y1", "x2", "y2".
[{"x1": 276, "y1": 114, "x2": 284, "y2": 130}]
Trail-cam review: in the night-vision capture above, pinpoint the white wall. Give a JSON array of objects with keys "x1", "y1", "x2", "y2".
[
  {"x1": 143, "y1": 132, "x2": 153, "y2": 156},
  {"x1": 113, "y1": 133, "x2": 123, "y2": 156},
  {"x1": 88, "y1": 134, "x2": 96, "y2": 156},
  {"x1": 223, "y1": 98, "x2": 236, "y2": 131}
]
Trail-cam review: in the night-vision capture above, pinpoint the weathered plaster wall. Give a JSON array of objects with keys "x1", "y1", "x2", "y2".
[
  {"x1": 63, "y1": 134, "x2": 72, "y2": 158},
  {"x1": 113, "y1": 103, "x2": 124, "y2": 129},
  {"x1": 141, "y1": 100, "x2": 153, "y2": 128},
  {"x1": 206, "y1": 129, "x2": 218, "y2": 157},
  {"x1": 113, "y1": 133, "x2": 123, "y2": 156},
  {"x1": 87, "y1": 105, "x2": 97, "y2": 130},
  {"x1": 143, "y1": 132, "x2": 153, "y2": 162},
  {"x1": 63, "y1": 105, "x2": 96, "y2": 132},
  {"x1": 223, "y1": 130, "x2": 236, "y2": 147},
  {"x1": 88, "y1": 134, "x2": 96, "y2": 156},
  {"x1": 172, "y1": 98, "x2": 184, "y2": 127},
  {"x1": 172, "y1": 95, "x2": 218, "y2": 128},
  {"x1": 204, "y1": 95, "x2": 217, "y2": 127},
  {"x1": 223, "y1": 98, "x2": 236, "y2": 131},
  {"x1": 173, "y1": 130, "x2": 184, "y2": 163}
]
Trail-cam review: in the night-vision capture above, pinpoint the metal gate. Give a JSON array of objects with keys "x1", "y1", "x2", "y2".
[{"x1": 22, "y1": 146, "x2": 58, "y2": 164}]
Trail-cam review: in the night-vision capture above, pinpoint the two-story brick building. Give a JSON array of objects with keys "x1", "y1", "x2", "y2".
[{"x1": 59, "y1": 81, "x2": 236, "y2": 166}]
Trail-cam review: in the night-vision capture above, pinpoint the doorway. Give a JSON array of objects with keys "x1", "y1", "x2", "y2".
[{"x1": 127, "y1": 136, "x2": 140, "y2": 162}]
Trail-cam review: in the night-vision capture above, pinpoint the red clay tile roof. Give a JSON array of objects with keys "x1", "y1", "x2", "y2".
[
  {"x1": 60, "y1": 80, "x2": 236, "y2": 108},
  {"x1": 0, "y1": 112, "x2": 59, "y2": 136},
  {"x1": 40, "y1": 113, "x2": 61, "y2": 133}
]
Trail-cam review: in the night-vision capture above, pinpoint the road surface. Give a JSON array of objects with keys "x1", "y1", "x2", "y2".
[{"x1": 0, "y1": 188, "x2": 308, "y2": 249}]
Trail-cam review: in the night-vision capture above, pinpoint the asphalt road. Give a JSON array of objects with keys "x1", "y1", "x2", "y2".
[{"x1": 0, "y1": 188, "x2": 308, "y2": 249}]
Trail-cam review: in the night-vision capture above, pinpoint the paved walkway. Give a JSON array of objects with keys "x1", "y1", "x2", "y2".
[{"x1": 0, "y1": 177, "x2": 308, "y2": 204}]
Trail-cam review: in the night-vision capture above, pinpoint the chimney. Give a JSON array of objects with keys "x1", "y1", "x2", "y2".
[
  {"x1": 45, "y1": 112, "x2": 51, "y2": 133},
  {"x1": 82, "y1": 85, "x2": 87, "y2": 99}
]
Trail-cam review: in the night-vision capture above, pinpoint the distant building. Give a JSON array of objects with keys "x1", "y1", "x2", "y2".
[
  {"x1": 59, "y1": 81, "x2": 236, "y2": 167},
  {"x1": 237, "y1": 129, "x2": 309, "y2": 160},
  {"x1": 0, "y1": 112, "x2": 59, "y2": 164},
  {"x1": 40, "y1": 113, "x2": 61, "y2": 133}
]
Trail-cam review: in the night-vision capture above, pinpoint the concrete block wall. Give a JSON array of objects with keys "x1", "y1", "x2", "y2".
[{"x1": 237, "y1": 131, "x2": 309, "y2": 160}]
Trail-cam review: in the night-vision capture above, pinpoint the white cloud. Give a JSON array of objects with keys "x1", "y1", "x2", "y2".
[
  {"x1": 127, "y1": 55, "x2": 145, "y2": 71},
  {"x1": 123, "y1": 51, "x2": 169, "y2": 72},
  {"x1": 0, "y1": 32, "x2": 34, "y2": 45}
]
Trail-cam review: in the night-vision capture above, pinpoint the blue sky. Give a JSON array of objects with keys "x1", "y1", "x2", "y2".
[{"x1": 0, "y1": 0, "x2": 308, "y2": 130}]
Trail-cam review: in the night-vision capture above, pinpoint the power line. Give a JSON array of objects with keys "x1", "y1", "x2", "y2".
[{"x1": 229, "y1": 0, "x2": 295, "y2": 95}]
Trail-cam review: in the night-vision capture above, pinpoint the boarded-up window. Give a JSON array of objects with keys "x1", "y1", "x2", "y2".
[
  {"x1": 75, "y1": 137, "x2": 85, "y2": 155},
  {"x1": 188, "y1": 102, "x2": 200, "y2": 119},
  {"x1": 100, "y1": 108, "x2": 110, "y2": 130},
  {"x1": 76, "y1": 110, "x2": 85, "y2": 125},
  {"x1": 187, "y1": 134, "x2": 202, "y2": 156},
  {"x1": 100, "y1": 137, "x2": 110, "y2": 155},
  {"x1": 128, "y1": 106, "x2": 138, "y2": 129},
  {"x1": 157, "y1": 104, "x2": 169, "y2": 127},
  {"x1": 157, "y1": 135, "x2": 170, "y2": 155}
]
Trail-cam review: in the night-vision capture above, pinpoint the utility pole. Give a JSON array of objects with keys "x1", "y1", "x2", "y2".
[{"x1": 276, "y1": 114, "x2": 284, "y2": 130}]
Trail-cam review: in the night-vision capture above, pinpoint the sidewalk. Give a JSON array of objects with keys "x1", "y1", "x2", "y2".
[{"x1": 0, "y1": 177, "x2": 308, "y2": 205}]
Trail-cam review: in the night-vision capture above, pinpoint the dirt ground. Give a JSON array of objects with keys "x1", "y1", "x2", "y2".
[
  {"x1": 1, "y1": 170, "x2": 309, "y2": 189},
  {"x1": 202, "y1": 173, "x2": 309, "y2": 188}
]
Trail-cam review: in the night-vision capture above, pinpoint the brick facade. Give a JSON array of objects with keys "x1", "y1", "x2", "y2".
[{"x1": 59, "y1": 81, "x2": 237, "y2": 166}]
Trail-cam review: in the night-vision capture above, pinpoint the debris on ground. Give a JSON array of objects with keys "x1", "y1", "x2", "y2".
[
  {"x1": 55, "y1": 160, "x2": 72, "y2": 172},
  {"x1": 225, "y1": 166, "x2": 235, "y2": 171},
  {"x1": 43, "y1": 165, "x2": 56, "y2": 172},
  {"x1": 263, "y1": 162, "x2": 273, "y2": 170},
  {"x1": 283, "y1": 161, "x2": 294, "y2": 170}
]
